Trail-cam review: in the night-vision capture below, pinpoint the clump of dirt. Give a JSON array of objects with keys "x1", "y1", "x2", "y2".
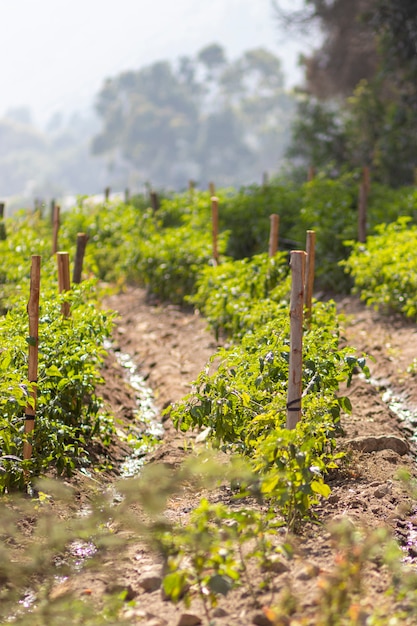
[{"x1": 35, "y1": 289, "x2": 417, "y2": 624}]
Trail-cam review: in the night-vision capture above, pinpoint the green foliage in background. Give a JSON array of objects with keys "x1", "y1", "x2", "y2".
[
  {"x1": 219, "y1": 182, "x2": 301, "y2": 259},
  {"x1": 60, "y1": 192, "x2": 230, "y2": 303},
  {"x1": 189, "y1": 251, "x2": 291, "y2": 339},
  {"x1": 5, "y1": 176, "x2": 411, "y2": 303},
  {"x1": 344, "y1": 216, "x2": 417, "y2": 318},
  {"x1": 92, "y1": 44, "x2": 295, "y2": 190},
  {"x1": 0, "y1": 211, "x2": 53, "y2": 310}
]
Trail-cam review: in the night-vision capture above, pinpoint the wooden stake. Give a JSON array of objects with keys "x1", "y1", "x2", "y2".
[
  {"x1": 73, "y1": 233, "x2": 88, "y2": 284},
  {"x1": 358, "y1": 166, "x2": 370, "y2": 243},
  {"x1": 358, "y1": 182, "x2": 367, "y2": 244},
  {"x1": 286, "y1": 250, "x2": 306, "y2": 430},
  {"x1": 50, "y1": 199, "x2": 56, "y2": 224},
  {"x1": 57, "y1": 252, "x2": 71, "y2": 317},
  {"x1": 304, "y1": 230, "x2": 316, "y2": 321},
  {"x1": 150, "y1": 191, "x2": 159, "y2": 213},
  {"x1": 209, "y1": 181, "x2": 216, "y2": 196},
  {"x1": 211, "y1": 196, "x2": 219, "y2": 266},
  {"x1": 0, "y1": 202, "x2": 6, "y2": 241},
  {"x1": 124, "y1": 188, "x2": 130, "y2": 204},
  {"x1": 52, "y1": 205, "x2": 60, "y2": 255},
  {"x1": 23, "y1": 256, "x2": 41, "y2": 465},
  {"x1": 307, "y1": 166, "x2": 316, "y2": 182},
  {"x1": 362, "y1": 165, "x2": 371, "y2": 197},
  {"x1": 268, "y1": 214, "x2": 280, "y2": 257},
  {"x1": 105, "y1": 187, "x2": 111, "y2": 202}
]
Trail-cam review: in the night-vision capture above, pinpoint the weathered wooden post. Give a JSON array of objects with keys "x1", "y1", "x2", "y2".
[
  {"x1": 52, "y1": 205, "x2": 60, "y2": 255},
  {"x1": 268, "y1": 214, "x2": 280, "y2": 257},
  {"x1": 0, "y1": 202, "x2": 6, "y2": 240},
  {"x1": 304, "y1": 230, "x2": 316, "y2": 321},
  {"x1": 189, "y1": 179, "x2": 195, "y2": 200},
  {"x1": 57, "y1": 252, "x2": 71, "y2": 318},
  {"x1": 150, "y1": 190, "x2": 159, "y2": 213},
  {"x1": 211, "y1": 196, "x2": 219, "y2": 266},
  {"x1": 286, "y1": 250, "x2": 306, "y2": 430},
  {"x1": 50, "y1": 199, "x2": 56, "y2": 224},
  {"x1": 307, "y1": 166, "x2": 316, "y2": 182},
  {"x1": 358, "y1": 166, "x2": 370, "y2": 243},
  {"x1": 23, "y1": 256, "x2": 41, "y2": 467},
  {"x1": 73, "y1": 233, "x2": 88, "y2": 284}
]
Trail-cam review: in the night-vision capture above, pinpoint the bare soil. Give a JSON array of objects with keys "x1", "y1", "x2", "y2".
[{"x1": 48, "y1": 288, "x2": 417, "y2": 625}]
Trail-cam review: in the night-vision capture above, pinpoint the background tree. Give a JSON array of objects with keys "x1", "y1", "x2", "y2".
[
  {"x1": 92, "y1": 44, "x2": 295, "y2": 189},
  {"x1": 0, "y1": 109, "x2": 108, "y2": 208},
  {"x1": 278, "y1": 0, "x2": 417, "y2": 186}
]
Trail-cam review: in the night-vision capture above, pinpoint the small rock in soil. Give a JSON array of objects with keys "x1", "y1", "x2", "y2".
[
  {"x1": 374, "y1": 482, "x2": 392, "y2": 498},
  {"x1": 139, "y1": 573, "x2": 163, "y2": 592},
  {"x1": 212, "y1": 607, "x2": 229, "y2": 617},
  {"x1": 177, "y1": 613, "x2": 202, "y2": 626},
  {"x1": 346, "y1": 435, "x2": 410, "y2": 455},
  {"x1": 295, "y1": 562, "x2": 321, "y2": 580},
  {"x1": 261, "y1": 556, "x2": 289, "y2": 574},
  {"x1": 252, "y1": 612, "x2": 275, "y2": 626}
]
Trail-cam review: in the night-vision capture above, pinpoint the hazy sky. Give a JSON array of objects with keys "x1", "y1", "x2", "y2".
[{"x1": 0, "y1": 0, "x2": 310, "y2": 126}]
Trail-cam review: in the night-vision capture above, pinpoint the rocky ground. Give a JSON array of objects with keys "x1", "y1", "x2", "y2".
[{"x1": 41, "y1": 288, "x2": 417, "y2": 625}]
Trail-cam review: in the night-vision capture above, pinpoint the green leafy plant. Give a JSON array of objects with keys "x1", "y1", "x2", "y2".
[
  {"x1": 169, "y1": 300, "x2": 368, "y2": 529},
  {"x1": 0, "y1": 281, "x2": 115, "y2": 490},
  {"x1": 344, "y1": 216, "x2": 417, "y2": 318},
  {"x1": 189, "y1": 251, "x2": 291, "y2": 339}
]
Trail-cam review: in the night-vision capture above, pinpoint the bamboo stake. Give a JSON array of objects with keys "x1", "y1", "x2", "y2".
[
  {"x1": 52, "y1": 204, "x2": 60, "y2": 255},
  {"x1": 211, "y1": 196, "x2": 219, "y2": 266},
  {"x1": 286, "y1": 250, "x2": 306, "y2": 430},
  {"x1": 124, "y1": 188, "x2": 130, "y2": 204},
  {"x1": 209, "y1": 181, "x2": 216, "y2": 196},
  {"x1": 307, "y1": 166, "x2": 316, "y2": 182},
  {"x1": 73, "y1": 233, "x2": 88, "y2": 284},
  {"x1": 104, "y1": 186, "x2": 111, "y2": 202},
  {"x1": 23, "y1": 255, "x2": 41, "y2": 466},
  {"x1": 304, "y1": 230, "x2": 316, "y2": 321},
  {"x1": 268, "y1": 214, "x2": 280, "y2": 257},
  {"x1": 57, "y1": 252, "x2": 71, "y2": 317}
]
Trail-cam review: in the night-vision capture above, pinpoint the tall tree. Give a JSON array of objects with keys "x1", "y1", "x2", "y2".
[
  {"x1": 278, "y1": 0, "x2": 417, "y2": 185},
  {"x1": 92, "y1": 45, "x2": 295, "y2": 189},
  {"x1": 274, "y1": 0, "x2": 378, "y2": 97}
]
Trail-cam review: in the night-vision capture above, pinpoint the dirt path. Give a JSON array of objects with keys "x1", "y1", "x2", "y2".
[{"x1": 52, "y1": 288, "x2": 417, "y2": 625}]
